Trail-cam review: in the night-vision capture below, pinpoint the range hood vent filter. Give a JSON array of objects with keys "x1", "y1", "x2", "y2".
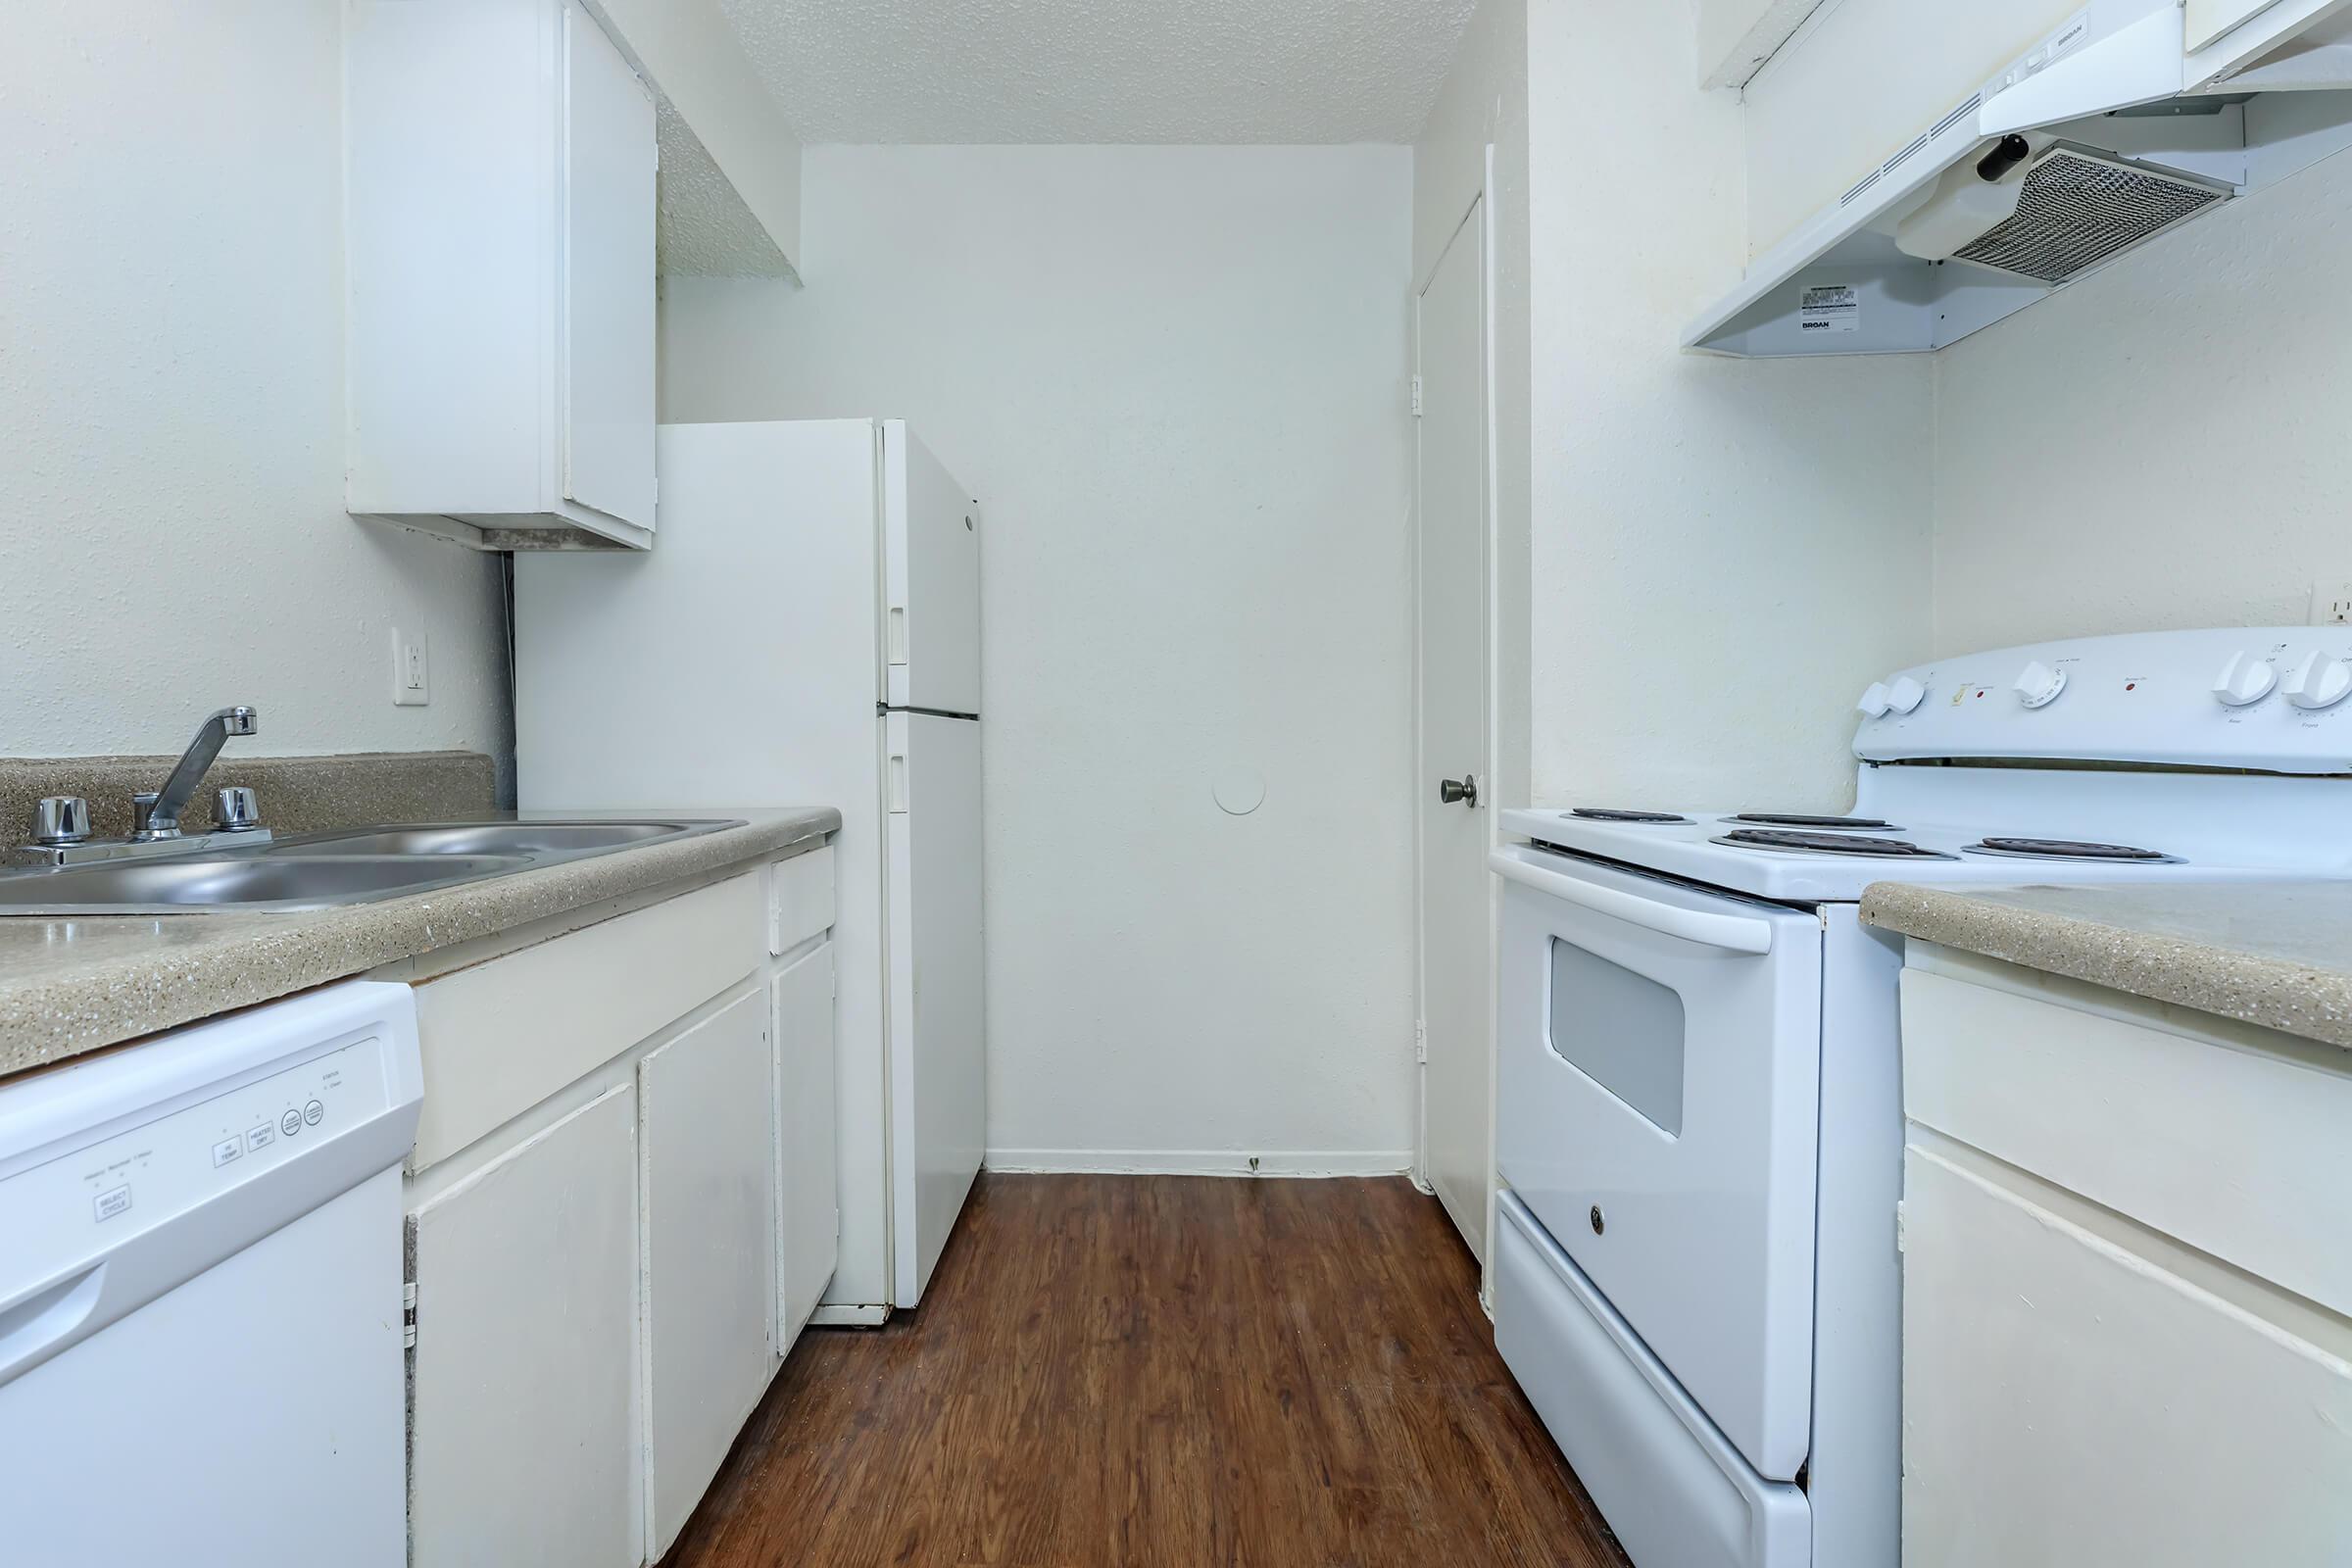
[{"x1": 1951, "y1": 147, "x2": 2230, "y2": 284}]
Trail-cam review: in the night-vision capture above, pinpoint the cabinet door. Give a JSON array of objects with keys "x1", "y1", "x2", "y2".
[
  {"x1": 1902, "y1": 1142, "x2": 2352, "y2": 1567},
  {"x1": 642, "y1": 988, "x2": 776, "y2": 1555},
  {"x1": 409, "y1": 1085, "x2": 642, "y2": 1568},
  {"x1": 775, "y1": 941, "x2": 839, "y2": 1353},
  {"x1": 561, "y1": 0, "x2": 657, "y2": 530}
]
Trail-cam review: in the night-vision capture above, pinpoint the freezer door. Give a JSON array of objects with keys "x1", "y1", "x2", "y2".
[
  {"x1": 883, "y1": 710, "x2": 986, "y2": 1306},
  {"x1": 882, "y1": 421, "x2": 982, "y2": 716}
]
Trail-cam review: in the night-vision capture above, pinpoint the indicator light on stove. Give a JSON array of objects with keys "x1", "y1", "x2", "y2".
[
  {"x1": 2283, "y1": 651, "x2": 2352, "y2": 710},
  {"x1": 2012, "y1": 661, "x2": 2067, "y2": 710},
  {"x1": 1884, "y1": 675, "x2": 1926, "y2": 714},
  {"x1": 1855, "y1": 682, "x2": 1892, "y2": 718},
  {"x1": 2212, "y1": 652, "x2": 2278, "y2": 708}
]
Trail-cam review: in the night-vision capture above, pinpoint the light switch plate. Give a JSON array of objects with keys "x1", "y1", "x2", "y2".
[{"x1": 392, "y1": 626, "x2": 430, "y2": 706}]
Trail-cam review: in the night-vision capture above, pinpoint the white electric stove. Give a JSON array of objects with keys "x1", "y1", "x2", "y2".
[{"x1": 1487, "y1": 627, "x2": 2352, "y2": 1568}]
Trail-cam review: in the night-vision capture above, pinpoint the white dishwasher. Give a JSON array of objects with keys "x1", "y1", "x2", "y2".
[{"x1": 0, "y1": 980, "x2": 423, "y2": 1567}]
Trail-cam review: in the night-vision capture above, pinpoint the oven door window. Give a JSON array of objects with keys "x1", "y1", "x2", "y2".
[{"x1": 1547, "y1": 935, "x2": 1686, "y2": 1137}]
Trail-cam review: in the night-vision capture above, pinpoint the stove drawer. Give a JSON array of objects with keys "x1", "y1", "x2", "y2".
[
  {"x1": 1494, "y1": 846, "x2": 1824, "y2": 1481},
  {"x1": 1496, "y1": 1194, "x2": 1811, "y2": 1568}
]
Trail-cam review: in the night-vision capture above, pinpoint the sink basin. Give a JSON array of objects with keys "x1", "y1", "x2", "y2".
[
  {"x1": 0, "y1": 818, "x2": 746, "y2": 915},
  {"x1": 0, "y1": 855, "x2": 530, "y2": 914},
  {"x1": 265, "y1": 820, "x2": 723, "y2": 858}
]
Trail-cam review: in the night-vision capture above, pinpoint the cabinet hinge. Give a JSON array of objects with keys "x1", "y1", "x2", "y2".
[
  {"x1": 1409, "y1": 375, "x2": 1424, "y2": 417},
  {"x1": 1893, "y1": 1200, "x2": 1907, "y2": 1255},
  {"x1": 402, "y1": 1279, "x2": 419, "y2": 1349},
  {"x1": 1413, "y1": 1020, "x2": 1428, "y2": 1064}
]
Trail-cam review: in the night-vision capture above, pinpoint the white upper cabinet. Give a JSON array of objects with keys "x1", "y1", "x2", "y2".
[{"x1": 347, "y1": 0, "x2": 658, "y2": 550}]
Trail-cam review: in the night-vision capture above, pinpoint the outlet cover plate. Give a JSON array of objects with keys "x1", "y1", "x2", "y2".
[
  {"x1": 392, "y1": 626, "x2": 430, "y2": 706},
  {"x1": 2310, "y1": 582, "x2": 2352, "y2": 626}
]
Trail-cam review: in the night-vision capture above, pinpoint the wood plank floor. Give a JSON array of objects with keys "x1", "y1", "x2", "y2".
[{"x1": 662, "y1": 1174, "x2": 1629, "y2": 1568}]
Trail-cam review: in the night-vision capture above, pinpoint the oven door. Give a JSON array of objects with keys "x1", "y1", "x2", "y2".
[{"x1": 1492, "y1": 843, "x2": 1823, "y2": 1483}]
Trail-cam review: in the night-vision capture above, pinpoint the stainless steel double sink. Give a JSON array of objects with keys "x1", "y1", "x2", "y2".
[{"x1": 0, "y1": 819, "x2": 743, "y2": 915}]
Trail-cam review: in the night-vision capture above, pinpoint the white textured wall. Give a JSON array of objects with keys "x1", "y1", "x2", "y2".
[
  {"x1": 1933, "y1": 144, "x2": 2352, "y2": 652},
  {"x1": 660, "y1": 146, "x2": 1417, "y2": 1170},
  {"x1": 1526, "y1": 1, "x2": 1936, "y2": 813},
  {"x1": 0, "y1": 4, "x2": 511, "y2": 766},
  {"x1": 1416, "y1": 0, "x2": 1533, "y2": 814}
]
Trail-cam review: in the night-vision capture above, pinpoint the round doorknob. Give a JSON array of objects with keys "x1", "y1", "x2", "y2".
[{"x1": 1438, "y1": 774, "x2": 1480, "y2": 808}]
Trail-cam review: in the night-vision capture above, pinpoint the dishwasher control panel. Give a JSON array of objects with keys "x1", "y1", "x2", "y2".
[
  {"x1": 2, "y1": 1033, "x2": 396, "y2": 1289},
  {"x1": 0, "y1": 981, "x2": 422, "y2": 1381}
]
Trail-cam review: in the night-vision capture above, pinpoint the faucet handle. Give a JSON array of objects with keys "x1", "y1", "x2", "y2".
[
  {"x1": 31, "y1": 797, "x2": 92, "y2": 847},
  {"x1": 128, "y1": 791, "x2": 163, "y2": 840},
  {"x1": 214, "y1": 786, "x2": 264, "y2": 833}
]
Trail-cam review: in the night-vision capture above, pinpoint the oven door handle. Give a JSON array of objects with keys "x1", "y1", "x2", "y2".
[{"x1": 1488, "y1": 846, "x2": 1776, "y2": 956}]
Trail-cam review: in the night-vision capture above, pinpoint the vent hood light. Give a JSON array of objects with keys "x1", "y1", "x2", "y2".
[{"x1": 1685, "y1": 0, "x2": 2352, "y2": 358}]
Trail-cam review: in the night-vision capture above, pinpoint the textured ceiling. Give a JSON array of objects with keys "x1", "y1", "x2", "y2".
[
  {"x1": 717, "y1": 0, "x2": 1480, "y2": 143},
  {"x1": 656, "y1": 99, "x2": 793, "y2": 278}
]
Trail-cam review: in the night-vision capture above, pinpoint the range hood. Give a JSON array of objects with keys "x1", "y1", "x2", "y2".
[{"x1": 1687, "y1": 0, "x2": 2352, "y2": 357}]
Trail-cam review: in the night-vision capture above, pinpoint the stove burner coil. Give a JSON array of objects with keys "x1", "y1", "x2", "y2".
[
  {"x1": 1967, "y1": 837, "x2": 2175, "y2": 862},
  {"x1": 1714, "y1": 828, "x2": 1955, "y2": 859},
  {"x1": 1569, "y1": 808, "x2": 1690, "y2": 823},
  {"x1": 1728, "y1": 813, "x2": 1900, "y2": 831}
]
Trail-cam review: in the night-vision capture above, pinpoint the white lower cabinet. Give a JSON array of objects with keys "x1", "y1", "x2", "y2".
[
  {"x1": 408, "y1": 1085, "x2": 643, "y2": 1568},
  {"x1": 1899, "y1": 950, "x2": 2352, "y2": 1566},
  {"x1": 1903, "y1": 1143, "x2": 2352, "y2": 1567},
  {"x1": 641, "y1": 988, "x2": 778, "y2": 1557},
  {"x1": 400, "y1": 852, "x2": 840, "y2": 1567},
  {"x1": 774, "y1": 941, "x2": 839, "y2": 1351}
]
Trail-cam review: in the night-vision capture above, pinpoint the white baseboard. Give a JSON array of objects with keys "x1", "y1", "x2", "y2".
[{"x1": 984, "y1": 1148, "x2": 1414, "y2": 1178}]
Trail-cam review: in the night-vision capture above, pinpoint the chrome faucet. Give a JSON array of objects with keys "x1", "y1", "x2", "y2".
[
  {"x1": 11, "y1": 705, "x2": 272, "y2": 868},
  {"x1": 133, "y1": 706, "x2": 259, "y2": 840}
]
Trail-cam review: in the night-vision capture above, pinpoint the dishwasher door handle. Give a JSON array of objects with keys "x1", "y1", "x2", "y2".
[{"x1": 0, "y1": 1262, "x2": 107, "y2": 1389}]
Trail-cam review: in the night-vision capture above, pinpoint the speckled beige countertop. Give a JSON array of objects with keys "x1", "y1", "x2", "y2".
[
  {"x1": 1861, "y1": 880, "x2": 2352, "y2": 1050},
  {"x1": 0, "y1": 807, "x2": 838, "y2": 1078}
]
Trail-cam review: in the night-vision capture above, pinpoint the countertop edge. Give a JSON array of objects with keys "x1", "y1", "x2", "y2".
[
  {"x1": 1860, "y1": 880, "x2": 2352, "y2": 1051},
  {"x1": 0, "y1": 808, "x2": 841, "y2": 1078}
]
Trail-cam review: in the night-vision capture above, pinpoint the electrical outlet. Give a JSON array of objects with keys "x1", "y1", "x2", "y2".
[
  {"x1": 2311, "y1": 582, "x2": 2352, "y2": 626},
  {"x1": 392, "y1": 627, "x2": 430, "y2": 706}
]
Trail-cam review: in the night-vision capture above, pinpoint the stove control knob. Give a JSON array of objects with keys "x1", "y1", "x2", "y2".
[
  {"x1": 1855, "y1": 682, "x2": 1891, "y2": 718},
  {"x1": 2283, "y1": 651, "x2": 2352, "y2": 711},
  {"x1": 2013, "y1": 661, "x2": 2067, "y2": 710},
  {"x1": 1884, "y1": 675, "x2": 1927, "y2": 714},
  {"x1": 2212, "y1": 652, "x2": 2278, "y2": 708}
]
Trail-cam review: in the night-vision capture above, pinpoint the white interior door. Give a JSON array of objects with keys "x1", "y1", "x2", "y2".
[
  {"x1": 1415, "y1": 198, "x2": 1494, "y2": 1265},
  {"x1": 560, "y1": 1, "x2": 656, "y2": 529},
  {"x1": 885, "y1": 710, "x2": 986, "y2": 1306}
]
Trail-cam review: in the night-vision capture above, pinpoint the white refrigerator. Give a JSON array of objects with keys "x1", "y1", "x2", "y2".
[{"x1": 514, "y1": 418, "x2": 984, "y2": 1316}]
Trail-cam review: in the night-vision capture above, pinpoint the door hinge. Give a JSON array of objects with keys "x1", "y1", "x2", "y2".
[
  {"x1": 1413, "y1": 1020, "x2": 1428, "y2": 1064},
  {"x1": 402, "y1": 1279, "x2": 419, "y2": 1349},
  {"x1": 1893, "y1": 1200, "x2": 1907, "y2": 1255},
  {"x1": 1409, "y1": 375, "x2": 1424, "y2": 417}
]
